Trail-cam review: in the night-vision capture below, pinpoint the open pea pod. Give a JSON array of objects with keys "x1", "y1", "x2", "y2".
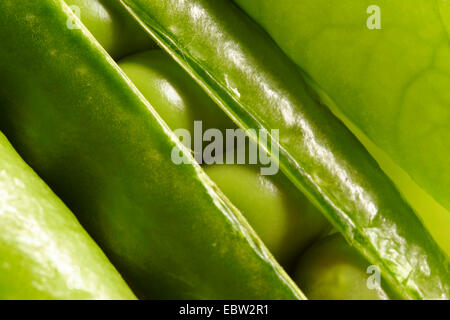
[
  {"x1": 0, "y1": 0, "x2": 304, "y2": 299},
  {"x1": 233, "y1": 0, "x2": 450, "y2": 215},
  {"x1": 0, "y1": 132, "x2": 135, "y2": 300},
  {"x1": 120, "y1": 0, "x2": 450, "y2": 299}
]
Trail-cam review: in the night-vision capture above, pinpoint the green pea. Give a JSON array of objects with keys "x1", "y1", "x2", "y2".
[
  {"x1": 118, "y1": 50, "x2": 234, "y2": 136},
  {"x1": 64, "y1": 0, "x2": 155, "y2": 59},
  {"x1": 294, "y1": 234, "x2": 392, "y2": 300},
  {"x1": 205, "y1": 164, "x2": 330, "y2": 266}
]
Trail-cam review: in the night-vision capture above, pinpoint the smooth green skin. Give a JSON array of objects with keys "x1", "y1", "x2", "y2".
[
  {"x1": 294, "y1": 234, "x2": 391, "y2": 300},
  {"x1": 122, "y1": 0, "x2": 450, "y2": 299},
  {"x1": 0, "y1": 132, "x2": 135, "y2": 300},
  {"x1": 118, "y1": 50, "x2": 330, "y2": 266},
  {"x1": 118, "y1": 50, "x2": 234, "y2": 136},
  {"x1": 234, "y1": 0, "x2": 450, "y2": 214},
  {"x1": 64, "y1": 0, "x2": 155, "y2": 59},
  {"x1": 205, "y1": 164, "x2": 330, "y2": 266},
  {"x1": 0, "y1": 0, "x2": 304, "y2": 300}
]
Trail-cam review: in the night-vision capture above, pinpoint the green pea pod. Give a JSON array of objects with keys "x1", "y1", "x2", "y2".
[
  {"x1": 0, "y1": 0, "x2": 303, "y2": 299},
  {"x1": 0, "y1": 132, "x2": 135, "y2": 300},
  {"x1": 233, "y1": 0, "x2": 450, "y2": 215},
  {"x1": 120, "y1": 0, "x2": 450, "y2": 299}
]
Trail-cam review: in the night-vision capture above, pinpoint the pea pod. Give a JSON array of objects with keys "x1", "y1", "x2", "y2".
[
  {"x1": 121, "y1": 0, "x2": 450, "y2": 299},
  {"x1": 0, "y1": 0, "x2": 304, "y2": 299},
  {"x1": 0, "y1": 132, "x2": 135, "y2": 300}
]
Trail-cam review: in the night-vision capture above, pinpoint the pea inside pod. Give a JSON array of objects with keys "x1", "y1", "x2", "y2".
[
  {"x1": 205, "y1": 164, "x2": 332, "y2": 266},
  {"x1": 294, "y1": 233, "x2": 394, "y2": 300},
  {"x1": 118, "y1": 50, "x2": 234, "y2": 135},
  {"x1": 64, "y1": 0, "x2": 156, "y2": 59}
]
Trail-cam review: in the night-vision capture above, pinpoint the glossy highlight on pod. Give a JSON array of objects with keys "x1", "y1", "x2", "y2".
[{"x1": 0, "y1": 0, "x2": 448, "y2": 302}]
